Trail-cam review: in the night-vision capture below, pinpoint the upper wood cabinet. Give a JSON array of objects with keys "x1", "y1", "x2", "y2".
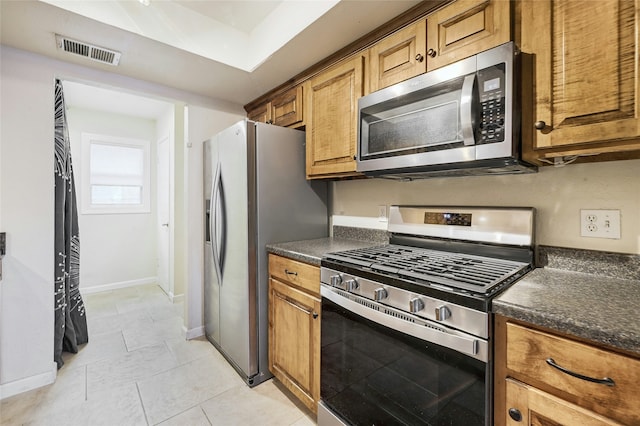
[
  {"x1": 247, "y1": 102, "x2": 271, "y2": 124},
  {"x1": 519, "y1": 0, "x2": 640, "y2": 164},
  {"x1": 426, "y1": 0, "x2": 510, "y2": 71},
  {"x1": 369, "y1": 19, "x2": 427, "y2": 92},
  {"x1": 271, "y1": 85, "x2": 304, "y2": 128},
  {"x1": 247, "y1": 85, "x2": 304, "y2": 128},
  {"x1": 305, "y1": 53, "x2": 368, "y2": 179}
]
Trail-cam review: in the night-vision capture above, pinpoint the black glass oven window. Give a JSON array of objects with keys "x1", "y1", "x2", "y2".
[{"x1": 321, "y1": 299, "x2": 486, "y2": 425}]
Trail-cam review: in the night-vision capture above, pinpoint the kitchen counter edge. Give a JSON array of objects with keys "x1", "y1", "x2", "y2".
[
  {"x1": 493, "y1": 267, "x2": 640, "y2": 356},
  {"x1": 266, "y1": 237, "x2": 385, "y2": 267}
]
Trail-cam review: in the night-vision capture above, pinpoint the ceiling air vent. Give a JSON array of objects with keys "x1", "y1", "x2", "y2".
[{"x1": 55, "y1": 35, "x2": 121, "y2": 66}]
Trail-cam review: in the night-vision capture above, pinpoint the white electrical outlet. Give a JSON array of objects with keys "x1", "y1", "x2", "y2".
[
  {"x1": 580, "y1": 209, "x2": 621, "y2": 239},
  {"x1": 378, "y1": 205, "x2": 388, "y2": 222}
]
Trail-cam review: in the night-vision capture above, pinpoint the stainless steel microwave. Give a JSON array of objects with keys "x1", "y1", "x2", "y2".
[{"x1": 357, "y1": 42, "x2": 536, "y2": 179}]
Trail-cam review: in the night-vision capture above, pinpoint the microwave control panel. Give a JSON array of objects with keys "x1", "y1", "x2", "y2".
[{"x1": 477, "y1": 64, "x2": 506, "y2": 144}]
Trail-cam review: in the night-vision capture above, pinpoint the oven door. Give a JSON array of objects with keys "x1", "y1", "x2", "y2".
[{"x1": 319, "y1": 285, "x2": 490, "y2": 426}]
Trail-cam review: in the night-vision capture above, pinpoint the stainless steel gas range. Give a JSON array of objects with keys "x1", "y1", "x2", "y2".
[{"x1": 318, "y1": 206, "x2": 535, "y2": 426}]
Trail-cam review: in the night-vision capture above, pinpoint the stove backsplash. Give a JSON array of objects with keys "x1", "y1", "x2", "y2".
[
  {"x1": 537, "y1": 245, "x2": 640, "y2": 281},
  {"x1": 332, "y1": 225, "x2": 389, "y2": 244}
]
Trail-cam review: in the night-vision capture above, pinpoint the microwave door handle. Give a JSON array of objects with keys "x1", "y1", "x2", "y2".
[{"x1": 460, "y1": 74, "x2": 476, "y2": 146}]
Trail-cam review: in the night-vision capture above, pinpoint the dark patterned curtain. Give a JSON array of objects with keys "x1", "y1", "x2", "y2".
[{"x1": 54, "y1": 79, "x2": 88, "y2": 368}]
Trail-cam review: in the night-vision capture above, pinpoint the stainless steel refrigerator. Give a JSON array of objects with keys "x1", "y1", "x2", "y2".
[{"x1": 203, "y1": 119, "x2": 328, "y2": 387}]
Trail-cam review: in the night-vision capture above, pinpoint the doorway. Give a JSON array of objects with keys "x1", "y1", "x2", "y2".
[{"x1": 62, "y1": 80, "x2": 177, "y2": 299}]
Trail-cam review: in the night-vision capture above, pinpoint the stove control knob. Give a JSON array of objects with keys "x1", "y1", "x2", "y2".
[
  {"x1": 409, "y1": 298, "x2": 425, "y2": 313},
  {"x1": 436, "y1": 305, "x2": 451, "y2": 321},
  {"x1": 373, "y1": 288, "x2": 388, "y2": 301},
  {"x1": 344, "y1": 279, "x2": 359, "y2": 292},
  {"x1": 330, "y1": 274, "x2": 342, "y2": 287}
]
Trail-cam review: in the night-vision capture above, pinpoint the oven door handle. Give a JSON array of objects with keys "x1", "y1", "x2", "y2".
[{"x1": 321, "y1": 285, "x2": 487, "y2": 362}]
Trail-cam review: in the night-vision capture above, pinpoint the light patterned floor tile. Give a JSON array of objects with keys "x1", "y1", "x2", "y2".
[
  {"x1": 2, "y1": 285, "x2": 313, "y2": 426},
  {"x1": 61, "y1": 330, "x2": 127, "y2": 370},
  {"x1": 291, "y1": 413, "x2": 318, "y2": 426},
  {"x1": 87, "y1": 308, "x2": 152, "y2": 336},
  {"x1": 82, "y1": 291, "x2": 119, "y2": 319},
  {"x1": 0, "y1": 366, "x2": 86, "y2": 425},
  {"x1": 137, "y1": 352, "x2": 244, "y2": 425},
  {"x1": 156, "y1": 406, "x2": 211, "y2": 426},
  {"x1": 122, "y1": 315, "x2": 184, "y2": 352},
  {"x1": 86, "y1": 343, "x2": 177, "y2": 396},
  {"x1": 116, "y1": 293, "x2": 171, "y2": 316},
  {"x1": 165, "y1": 336, "x2": 217, "y2": 366},
  {"x1": 199, "y1": 379, "x2": 312, "y2": 426},
  {"x1": 25, "y1": 382, "x2": 146, "y2": 426}
]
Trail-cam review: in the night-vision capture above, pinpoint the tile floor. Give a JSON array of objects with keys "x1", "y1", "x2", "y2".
[{"x1": 1, "y1": 284, "x2": 316, "y2": 426}]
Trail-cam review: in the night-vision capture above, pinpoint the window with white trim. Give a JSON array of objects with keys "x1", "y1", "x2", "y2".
[{"x1": 81, "y1": 133, "x2": 151, "y2": 214}]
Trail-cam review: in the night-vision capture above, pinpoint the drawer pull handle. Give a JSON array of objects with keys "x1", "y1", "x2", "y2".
[
  {"x1": 546, "y1": 358, "x2": 615, "y2": 387},
  {"x1": 284, "y1": 269, "x2": 298, "y2": 276}
]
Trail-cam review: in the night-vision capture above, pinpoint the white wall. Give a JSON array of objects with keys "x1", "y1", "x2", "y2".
[
  {"x1": 332, "y1": 158, "x2": 640, "y2": 255},
  {"x1": 0, "y1": 46, "x2": 245, "y2": 397},
  {"x1": 0, "y1": 45, "x2": 56, "y2": 394},
  {"x1": 66, "y1": 107, "x2": 159, "y2": 290}
]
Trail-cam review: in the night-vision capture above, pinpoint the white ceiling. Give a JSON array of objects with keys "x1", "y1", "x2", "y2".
[
  {"x1": 1, "y1": 0, "x2": 424, "y2": 112},
  {"x1": 41, "y1": 0, "x2": 341, "y2": 72}
]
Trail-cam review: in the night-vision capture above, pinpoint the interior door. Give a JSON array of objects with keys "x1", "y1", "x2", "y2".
[{"x1": 157, "y1": 137, "x2": 170, "y2": 295}]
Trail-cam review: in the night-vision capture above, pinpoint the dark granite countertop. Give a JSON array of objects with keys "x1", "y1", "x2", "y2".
[
  {"x1": 266, "y1": 237, "x2": 385, "y2": 266},
  {"x1": 493, "y1": 267, "x2": 640, "y2": 356}
]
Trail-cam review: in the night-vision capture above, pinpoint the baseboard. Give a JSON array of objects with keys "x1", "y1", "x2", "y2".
[
  {"x1": 80, "y1": 277, "x2": 157, "y2": 295},
  {"x1": 169, "y1": 292, "x2": 184, "y2": 304},
  {"x1": 0, "y1": 362, "x2": 57, "y2": 400},
  {"x1": 184, "y1": 325, "x2": 204, "y2": 340}
]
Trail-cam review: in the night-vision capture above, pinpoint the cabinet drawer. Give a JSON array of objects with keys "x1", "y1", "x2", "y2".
[
  {"x1": 268, "y1": 254, "x2": 320, "y2": 295},
  {"x1": 506, "y1": 322, "x2": 640, "y2": 424},
  {"x1": 505, "y1": 378, "x2": 622, "y2": 426}
]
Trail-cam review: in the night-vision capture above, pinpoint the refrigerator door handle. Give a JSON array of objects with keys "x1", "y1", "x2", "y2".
[
  {"x1": 218, "y1": 173, "x2": 227, "y2": 276},
  {"x1": 212, "y1": 163, "x2": 223, "y2": 285}
]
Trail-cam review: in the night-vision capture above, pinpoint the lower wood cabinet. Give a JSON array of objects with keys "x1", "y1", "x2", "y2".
[
  {"x1": 495, "y1": 315, "x2": 640, "y2": 426},
  {"x1": 505, "y1": 378, "x2": 621, "y2": 425},
  {"x1": 268, "y1": 254, "x2": 321, "y2": 413}
]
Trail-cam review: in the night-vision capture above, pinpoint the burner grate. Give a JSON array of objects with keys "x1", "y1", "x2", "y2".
[{"x1": 325, "y1": 244, "x2": 529, "y2": 293}]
